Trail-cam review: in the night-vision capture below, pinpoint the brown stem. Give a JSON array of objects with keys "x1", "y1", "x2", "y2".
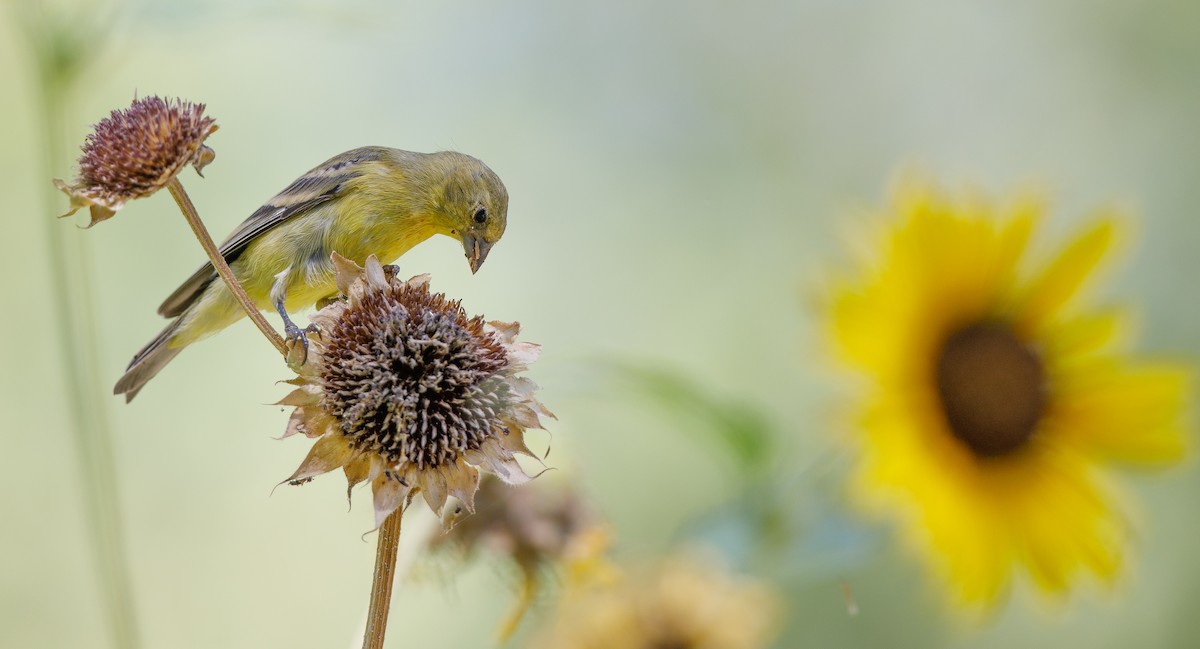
[
  {"x1": 165, "y1": 177, "x2": 287, "y2": 355},
  {"x1": 363, "y1": 509, "x2": 404, "y2": 649}
]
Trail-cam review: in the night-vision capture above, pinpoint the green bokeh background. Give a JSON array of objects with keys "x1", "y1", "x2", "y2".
[{"x1": 2, "y1": 1, "x2": 1199, "y2": 647}]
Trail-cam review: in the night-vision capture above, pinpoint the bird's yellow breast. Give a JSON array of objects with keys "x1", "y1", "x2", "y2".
[{"x1": 231, "y1": 173, "x2": 448, "y2": 313}]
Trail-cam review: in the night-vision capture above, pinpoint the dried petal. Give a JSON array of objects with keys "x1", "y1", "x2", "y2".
[
  {"x1": 284, "y1": 435, "x2": 355, "y2": 484},
  {"x1": 372, "y1": 473, "x2": 409, "y2": 529}
]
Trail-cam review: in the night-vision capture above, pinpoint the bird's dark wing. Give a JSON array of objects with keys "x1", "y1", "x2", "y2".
[{"x1": 157, "y1": 147, "x2": 389, "y2": 318}]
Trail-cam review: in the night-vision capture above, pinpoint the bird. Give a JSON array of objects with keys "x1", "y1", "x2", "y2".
[{"x1": 114, "y1": 146, "x2": 509, "y2": 402}]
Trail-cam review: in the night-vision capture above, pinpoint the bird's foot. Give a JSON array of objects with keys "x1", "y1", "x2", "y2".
[
  {"x1": 283, "y1": 323, "x2": 307, "y2": 370},
  {"x1": 283, "y1": 319, "x2": 320, "y2": 371}
]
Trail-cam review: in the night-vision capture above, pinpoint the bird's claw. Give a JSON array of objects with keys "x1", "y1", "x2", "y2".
[
  {"x1": 284, "y1": 330, "x2": 307, "y2": 371},
  {"x1": 284, "y1": 319, "x2": 306, "y2": 342},
  {"x1": 283, "y1": 321, "x2": 317, "y2": 370}
]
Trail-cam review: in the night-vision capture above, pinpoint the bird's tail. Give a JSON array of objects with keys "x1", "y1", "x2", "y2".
[{"x1": 114, "y1": 319, "x2": 184, "y2": 403}]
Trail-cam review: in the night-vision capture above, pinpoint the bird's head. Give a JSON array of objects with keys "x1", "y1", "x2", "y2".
[{"x1": 435, "y1": 153, "x2": 508, "y2": 274}]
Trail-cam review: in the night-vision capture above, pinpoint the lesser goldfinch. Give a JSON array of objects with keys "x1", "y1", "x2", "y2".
[{"x1": 115, "y1": 146, "x2": 508, "y2": 401}]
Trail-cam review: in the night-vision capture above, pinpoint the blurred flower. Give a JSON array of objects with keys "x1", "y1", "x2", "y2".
[
  {"x1": 54, "y1": 95, "x2": 217, "y2": 227},
  {"x1": 530, "y1": 551, "x2": 780, "y2": 649},
  {"x1": 435, "y1": 474, "x2": 608, "y2": 579},
  {"x1": 828, "y1": 180, "x2": 1190, "y2": 606},
  {"x1": 432, "y1": 475, "x2": 614, "y2": 641},
  {"x1": 280, "y1": 254, "x2": 553, "y2": 527}
]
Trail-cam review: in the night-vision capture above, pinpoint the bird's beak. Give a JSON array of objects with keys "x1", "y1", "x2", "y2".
[{"x1": 462, "y1": 234, "x2": 493, "y2": 274}]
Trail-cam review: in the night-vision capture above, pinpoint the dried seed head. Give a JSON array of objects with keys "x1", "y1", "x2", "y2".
[
  {"x1": 54, "y1": 95, "x2": 218, "y2": 227},
  {"x1": 280, "y1": 254, "x2": 553, "y2": 525},
  {"x1": 320, "y1": 280, "x2": 511, "y2": 470}
]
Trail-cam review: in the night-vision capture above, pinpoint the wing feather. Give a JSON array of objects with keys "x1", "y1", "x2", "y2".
[{"x1": 157, "y1": 147, "x2": 389, "y2": 318}]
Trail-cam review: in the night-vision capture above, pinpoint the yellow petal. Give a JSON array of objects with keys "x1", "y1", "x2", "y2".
[
  {"x1": 1017, "y1": 217, "x2": 1117, "y2": 331},
  {"x1": 1002, "y1": 452, "x2": 1122, "y2": 593},
  {"x1": 1051, "y1": 362, "x2": 1189, "y2": 465},
  {"x1": 1036, "y1": 308, "x2": 1125, "y2": 364}
]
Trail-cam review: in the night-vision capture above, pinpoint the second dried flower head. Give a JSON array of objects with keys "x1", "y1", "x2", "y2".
[
  {"x1": 54, "y1": 95, "x2": 217, "y2": 227},
  {"x1": 279, "y1": 254, "x2": 553, "y2": 526}
]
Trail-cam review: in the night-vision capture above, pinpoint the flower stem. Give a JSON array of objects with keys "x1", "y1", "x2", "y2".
[
  {"x1": 164, "y1": 177, "x2": 287, "y2": 355},
  {"x1": 35, "y1": 58, "x2": 142, "y2": 649},
  {"x1": 363, "y1": 509, "x2": 404, "y2": 649},
  {"x1": 495, "y1": 570, "x2": 538, "y2": 644}
]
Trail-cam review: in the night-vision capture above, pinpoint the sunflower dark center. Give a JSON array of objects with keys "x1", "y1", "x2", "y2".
[
  {"x1": 320, "y1": 284, "x2": 510, "y2": 469},
  {"x1": 935, "y1": 322, "x2": 1045, "y2": 457}
]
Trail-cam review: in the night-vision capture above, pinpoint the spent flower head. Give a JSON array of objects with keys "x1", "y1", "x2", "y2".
[
  {"x1": 431, "y1": 475, "x2": 614, "y2": 640},
  {"x1": 54, "y1": 95, "x2": 217, "y2": 227},
  {"x1": 434, "y1": 475, "x2": 604, "y2": 576},
  {"x1": 280, "y1": 254, "x2": 553, "y2": 527},
  {"x1": 530, "y1": 551, "x2": 781, "y2": 649}
]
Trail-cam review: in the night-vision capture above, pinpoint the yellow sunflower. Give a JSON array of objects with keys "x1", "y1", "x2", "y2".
[{"x1": 828, "y1": 180, "x2": 1189, "y2": 606}]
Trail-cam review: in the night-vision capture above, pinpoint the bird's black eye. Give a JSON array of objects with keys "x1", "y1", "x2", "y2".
[{"x1": 473, "y1": 208, "x2": 488, "y2": 224}]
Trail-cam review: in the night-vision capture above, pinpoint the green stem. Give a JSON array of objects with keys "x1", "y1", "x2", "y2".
[{"x1": 38, "y1": 75, "x2": 141, "y2": 648}]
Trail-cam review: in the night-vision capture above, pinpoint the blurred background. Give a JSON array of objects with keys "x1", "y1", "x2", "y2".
[{"x1": 2, "y1": 0, "x2": 1199, "y2": 647}]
